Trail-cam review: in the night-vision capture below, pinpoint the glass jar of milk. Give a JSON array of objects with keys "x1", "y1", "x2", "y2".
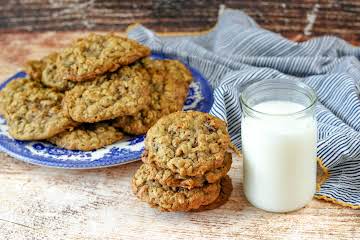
[{"x1": 241, "y1": 78, "x2": 317, "y2": 213}]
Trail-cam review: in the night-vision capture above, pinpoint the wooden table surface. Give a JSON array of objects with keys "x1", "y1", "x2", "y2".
[{"x1": 0, "y1": 30, "x2": 359, "y2": 239}]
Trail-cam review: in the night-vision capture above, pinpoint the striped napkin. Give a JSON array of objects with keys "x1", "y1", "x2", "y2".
[{"x1": 128, "y1": 9, "x2": 360, "y2": 208}]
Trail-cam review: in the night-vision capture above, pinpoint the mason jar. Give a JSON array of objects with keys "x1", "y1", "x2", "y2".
[{"x1": 240, "y1": 78, "x2": 317, "y2": 213}]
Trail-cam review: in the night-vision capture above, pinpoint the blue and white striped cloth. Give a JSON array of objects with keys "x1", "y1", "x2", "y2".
[{"x1": 129, "y1": 9, "x2": 360, "y2": 208}]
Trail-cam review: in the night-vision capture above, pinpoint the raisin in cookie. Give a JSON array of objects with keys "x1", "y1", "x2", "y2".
[
  {"x1": 132, "y1": 164, "x2": 221, "y2": 211},
  {"x1": 140, "y1": 151, "x2": 232, "y2": 189},
  {"x1": 113, "y1": 58, "x2": 192, "y2": 135},
  {"x1": 144, "y1": 111, "x2": 231, "y2": 177},
  {"x1": 48, "y1": 122, "x2": 124, "y2": 151},
  {"x1": 26, "y1": 53, "x2": 76, "y2": 91},
  {"x1": 63, "y1": 62, "x2": 151, "y2": 123},
  {"x1": 57, "y1": 33, "x2": 151, "y2": 81},
  {"x1": 6, "y1": 81, "x2": 76, "y2": 140}
]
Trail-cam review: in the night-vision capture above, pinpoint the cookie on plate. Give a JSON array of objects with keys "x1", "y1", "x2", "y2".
[
  {"x1": 144, "y1": 111, "x2": 231, "y2": 177},
  {"x1": 132, "y1": 164, "x2": 221, "y2": 211},
  {"x1": 63, "y1": 62, "x2": 151, "y2": 123},
  {"x1": 57, "y1": 33, "x2": 151, "y2": 81},
  {"x1": 48, "y1": 122, "x2": 124, "y2": 151},
  {"x1": 113, "y1": 58, "x2": 192, "y2": 135},
  {"x1": 5, "y1": 80, "x2": 77, "y2": 140},
  {"x1": 140, "y1": 151, "x2": 232, "y2": 189},
  {"x1": 0, "y1": 78, "x2": 40, "y2": 119},
  {"x1": 26, "y1": 53, "x2": 76, "y2": 91}
]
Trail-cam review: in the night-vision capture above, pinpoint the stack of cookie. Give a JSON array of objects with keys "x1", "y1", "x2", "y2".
[
  {"x1": 132, "y1": 111, "x2": 233, "y2": 211},
  {"x1": 0, "y1": 33, "x2": 192, "y2": 150}
]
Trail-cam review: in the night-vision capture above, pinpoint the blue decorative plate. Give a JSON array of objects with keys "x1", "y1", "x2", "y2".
[{"x1": 0, "y1": 53, "x2": 213, "y2": 169}]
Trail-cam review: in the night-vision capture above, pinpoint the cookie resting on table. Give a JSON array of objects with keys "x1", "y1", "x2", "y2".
[
  {"x1": 113, "y1": 58, "x2": 193, "y2": 135},
  {"x1": 48, "y1": 122, "x2": 124, "y2": 151},
  {"x1": 2, "y1": 78, "x2": 76, "y2": 140},
  {"x1": 140, "y1": 151, "x2": 232, "y2": 189},
  {"x1": 57, "y1": 33, "x2": 151, "y2": 81},
  {"x1": 144, "y1": 111, "x2": 231, "y2": 177},
  {"x1": 63, "y1": 62, "x2": 151, "y2": 123},
  {"x1": 132, "y1": 164, "x2": 221, "y2": 211},
  {"x1": 191, "y1": 175, "x2": 233, "y2": 212},
  {"x1": 26, "y1": 53, "x2": 76, "y2": 91}
]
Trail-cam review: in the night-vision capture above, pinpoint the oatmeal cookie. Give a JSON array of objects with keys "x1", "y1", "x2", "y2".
[
  {"x1": 132, "y1": 164, "x2": 221, "y2": 211},
  {"x1": 25, "y1": 53, "x2": 76, "y2": 91},
  {"x1": 48, "y1": 122, "x2": 124, "y2": 151},
  {"x1": 113, "y1": 58, "x2": 192, "y2": 135},
  {"x1": 57, "y1": 33, "x2": 151, "y2": 81},
  {"x1": 191, "y1": 175, "x2": 233, "y2": 212},
  {"x1": 63, "y1": 62, "x2": 151, "y2": 123},
  {"x1": 140, "y1": 151, "x2": 232, "y2": 189},
  {"x1": 6, "y1": 82, "x2": 77, "y2": 140},
  {"x1": 0, "y1": 78, "x2": 40, "y2": 119},
  {"x1": 144, "y1": 111, "x2": 231, "y2": 177}
]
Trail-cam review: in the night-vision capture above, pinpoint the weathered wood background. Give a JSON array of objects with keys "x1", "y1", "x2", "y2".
[{"x1": 0, "y1": 0, "x2": 359, "y2": 43}]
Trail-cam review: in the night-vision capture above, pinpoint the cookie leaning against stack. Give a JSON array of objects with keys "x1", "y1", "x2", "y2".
[
  {"x1": 132, "y1": 111, "x2": 233, "y2": 212},
  {"x1": 0, "y1": 33, "x2": 193, "y2": 151}
]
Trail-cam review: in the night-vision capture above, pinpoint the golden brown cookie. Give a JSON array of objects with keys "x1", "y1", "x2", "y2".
[
  {"x1": 144, "y1": 111, "x2": 231, "y2": 177},
  {"x1": 48, "y1": 122, "x2": 124, "y2": 151},
  {"x1": 5, "y1": 80, "x2": 77, "y2": 140},
  {"x1": 63, "y1": 62, "x2": 151, "y2": 123},
  {"x1": 140, "y1": 151, "x2": 232, "y2": 189},
  {"x1": 132, "y1": 164, "x2": 221, "y2": 212},
  {"x1": 25, "y1": 53, "x2": 76, "y2": 91},
  {"x1": 191, "y1": 175, "x2": 233, "y2": 212},
  {"x1": 113, "y1": 58, "x2": 192, "y2": 135},
  {"x1": 0, "y1": 78, "x2": 40, "y2": 119},
  {"x1": 57, "y1": 33, "x2": 151, "y2": 81}
]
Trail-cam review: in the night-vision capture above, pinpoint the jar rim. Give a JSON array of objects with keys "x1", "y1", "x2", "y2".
[{"x1": 240, "y1": 78, "x2": 317, "y2": 117}]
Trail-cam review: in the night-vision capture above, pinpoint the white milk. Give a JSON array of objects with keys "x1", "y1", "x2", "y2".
[{"x1": 242, "y1": 100, "x2": 317, "y2": 212}]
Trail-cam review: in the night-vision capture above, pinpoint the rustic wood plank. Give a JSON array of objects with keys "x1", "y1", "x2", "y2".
[
  {"x1": 0, "y1": 0, "x2": 359, "y2": 43},
  {"x1": 0, "y1": 32, "x2": 359, "y2": 239}
]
